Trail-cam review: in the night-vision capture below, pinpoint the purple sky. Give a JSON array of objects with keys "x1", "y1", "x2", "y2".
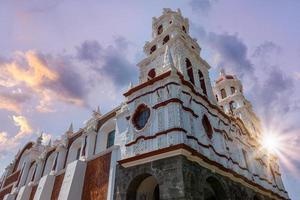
[{"x1": 0, "y1": 0, "x2": 299, "y2": 198}]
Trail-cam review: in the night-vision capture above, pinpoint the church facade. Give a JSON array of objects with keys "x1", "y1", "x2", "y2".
[{"x1": 0, "y1": 9, "x2": 289, "y2": 200}]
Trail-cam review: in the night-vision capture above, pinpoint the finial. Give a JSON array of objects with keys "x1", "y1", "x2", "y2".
[
  {"x1": 220, "y1": 68, "x2": 226, "y2": 76},
  {"x1": 177, "y1": 8, "x2": 182, "y2": 15},
  {"x1": 163, "y1": 45, "x2": 175, "y2": 69},
  {"x1": 128, "y1": 81, "x2": 133, "y2": 89},
  {"x1": 93, "y1": 105, "x2": 101, "y2": 116},
  {"x1": 67, "y1": 123, "x2": 73, "y2": 134},
  {"x1": 47, "y1": 139, "x2": 52, "y2": 147},
  {"x1": 36, "y1": 132, "x2": 43, "y2": 145}
]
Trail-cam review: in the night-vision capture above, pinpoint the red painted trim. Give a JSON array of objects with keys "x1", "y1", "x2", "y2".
[
  {"x1": 127, "y1": 82, "x2": 180, "y2": 104},
  {"x1": 12, "y1": 142, "x2": 34, "y2": 173},
  {"x1": 124, "y1": 71, "x2": 171, "y2": 97},
  {"x1": 125, "y1": 128, "x2": 186, "y2": 147},
  {"x1": 119, "y1": 144, "x2": 288, "y2": 200},
  {"x1": 152, "y1": 98, "x2": 198, "y2": 118},
  {"x1": 124, "y1": 128, "x2": 286, "y2": 196},
  {"x1": 123, "y1": 69, "x2": 255, "y2": 144}
]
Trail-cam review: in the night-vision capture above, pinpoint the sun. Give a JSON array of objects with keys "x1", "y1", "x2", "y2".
[{"x1": 261, "y1": 134, "x2": 280, "y2": 153}]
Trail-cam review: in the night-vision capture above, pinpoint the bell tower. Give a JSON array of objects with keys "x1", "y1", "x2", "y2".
[
  {"x1": 137, "y1": 8, "x2": 216, "y2": 103},
  {"x1": 213, "y1": 69, "x2": 262, "y2": 138}
]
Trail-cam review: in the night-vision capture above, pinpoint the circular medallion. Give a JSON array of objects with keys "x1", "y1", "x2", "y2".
[{"x1": 132, "y1": 104, "x2": 150, "y2": 130}]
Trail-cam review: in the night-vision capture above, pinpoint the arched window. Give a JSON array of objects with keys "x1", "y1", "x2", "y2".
[
  {"x1": 229, "y1": 101, "x2": 237, "y2": 112},
  {"x1": 231, "y1": 86, "x2": 236, "y2": 94},
  {"x1": 157, "y1": 25, "x2": 163, "y2": 35},
  {"x1": 202, "y1": 115, "x2": 213, "y2": 139},
  {"x1": 221, "y1": 89, "x2": 227, "y2": 99},
  {"x1": 163, "y1": 35, "x2": 170, "y2": 45},
  {"x1": 76, "y1": 148, "x2": 81, "y2": 160},
  {"x1": 182, "y1": 26, "x2": 187, "y2": 33},
  {"x1": 185, "y1": 58, "x2": 195, "y2": 85},
  {"x1": 106, "y1": 130, "x2": 115, "y2": 148},
  {"x1": 150, "y1": 45, "x2": 156, "y2": 54},
  {"x1": 148, "y1": 68, "x2": 156, "y2": 79},
  {"x1": 198, "y1": 70, "x2": 207, "y2": 95}
]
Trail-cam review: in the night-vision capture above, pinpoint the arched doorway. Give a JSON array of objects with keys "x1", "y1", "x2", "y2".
[
  {"x1": 203, "y1": 177, "x2": 228, "y2": 200},
  {"x1": 253, "y1": 194, "x2": 262, "y2": 200},
  {"x1": 127, "y1": 174, "x2": 159, "y2": 200}
]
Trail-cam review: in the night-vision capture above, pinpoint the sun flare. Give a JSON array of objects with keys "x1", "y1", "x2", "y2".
[{"x1": 261, "y1": 134, "x2": 280, "y2": 153}]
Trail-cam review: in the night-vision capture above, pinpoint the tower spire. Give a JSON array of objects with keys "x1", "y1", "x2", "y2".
[
  {"x1": 68, "y1": 123, "x2": 73, "y2": 133},
  {"x1": 220, "y1": 68, "x2": 226, "y2": 76}
]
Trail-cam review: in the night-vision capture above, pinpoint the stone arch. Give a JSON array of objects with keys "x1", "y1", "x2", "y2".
[
  {"x1": 126, "y1": 173, "x2": 160, "y2": 200},
  {"x1": 253, "y1": 194, "x2": 264, "y2": 200},
  {"x1": 200, "y1": 174, "x2": 229, "y2": 200}
]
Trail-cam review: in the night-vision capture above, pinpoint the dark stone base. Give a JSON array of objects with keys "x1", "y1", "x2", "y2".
[{"x1": 114, "y1": 155, "x2": 274, "y2": 200}]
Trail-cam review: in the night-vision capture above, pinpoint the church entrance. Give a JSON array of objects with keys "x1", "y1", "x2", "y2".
[
  {"x1": 203, "y1": 177, "x2": 228, "y2": 200},
  {"x1": 126, "y1": 174, "x2": 159, "y2": 200}
]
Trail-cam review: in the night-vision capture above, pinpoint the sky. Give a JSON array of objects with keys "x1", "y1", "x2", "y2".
[{"x1": 0, "y1": 0, "x2": 299, "y2": 199}]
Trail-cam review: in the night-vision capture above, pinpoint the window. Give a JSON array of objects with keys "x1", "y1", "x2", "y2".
[
  {"x1": 163, "y1": 35, "x2": 170, "y2": 45},
  {"x1": 106, "y1": 130, "x2": 115, "y2": 148},
  {"x1": 148, "y1": 68, "x2": 156, "y2": 79},
  {"x1": 221, "y1": 89, "x2": 227, "y2": 99},
  {"x1": 150, "y1": 45, "x2": 156, "y2": 54},
  {"x1": 202, "y1": 115, "x2": 213, "y2": 139},
  {"x1": 132, "y1": 104, "x2": 151, "y2": 130},
  {"x1": 157, "y1": 25, "x2": 163, "y2": 35},
  {"x1": 231, "y1": 87, "x2": 236, "y2": 94},
  {"x1": 182, "y1": 26, "x2": 186, "y2": 33},
  {"x1": 215, "y1": 95, "x2": 218, "y2": 102},
  {"x1": 185, "y1": 58, "x2": 195, "y2": 85},
  {"x1": 198, "y1": 70, "x2": 207, "y2": 95},
  {"x1": 76, "y1": 148, "x2": 81, "y2": 160},
  {"x1": 229, "y1": 101, "x2": 237, "y2": 112}
]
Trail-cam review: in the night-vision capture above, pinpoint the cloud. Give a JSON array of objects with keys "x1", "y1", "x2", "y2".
[
  {"x1": 254, "y1": 66, "x2": 294, "y2": 116},
  {"x1": 13, "y1": 115, "x2": 33, "y2": 140},
  {"x1": 0, "y1": 132, "x2": 18, "y2": 159},
  {"x1": 0, "y1": 115, "x2": 34, "y2": 159},
  {"x1": 0, "y1": 51, "x2": 89, "y2": 112},
  {"x1": 191, "y1": 23, "x2": 298, "y2": 131},
  {"x1": 0, "y1": 36, "x2": 137, "y2": 114},
  {"x1": 189, "y1": 0, "x2": 218, "y2": 14},
  {"x1": 76, "y1": 37, "x2": 137, "y2": 87},
  {"x1": 296, "y1": 72, "x2": 300, "y2": 80},
  {"x1": 252, "y1": 41, "x2": 281, "y2": 58},
  {"x1": 0, "y1": 88, "x2": 31, "y2": 113},
  {"x1": 76, "y1": 40, "x2": 103, "y2": 64},
  {"x1": 207, "y1": 32, "x2": 254, "y2": 77},
  {"x1": 16, "y1": 0, "x2": 61, "y2": 13},
  {"x1": 192, "y1": 25, "x2": 254, "y2": 79}
]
